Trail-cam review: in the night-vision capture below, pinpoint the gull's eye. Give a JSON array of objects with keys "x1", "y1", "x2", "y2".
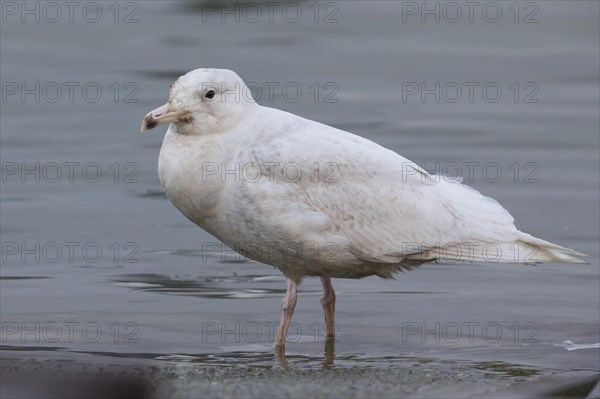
[{"x1": 205, "y1": 90, "x2": 215, "y2": 99}]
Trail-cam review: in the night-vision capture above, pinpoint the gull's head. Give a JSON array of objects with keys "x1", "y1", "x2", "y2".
[{"x1": 141, "y1": 68, "x2": 257, "y2": 135}]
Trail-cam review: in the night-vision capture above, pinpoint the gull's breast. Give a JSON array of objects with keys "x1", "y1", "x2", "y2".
[{"x1": 158, "y1": 129, "x2": 226, "y2": 230}]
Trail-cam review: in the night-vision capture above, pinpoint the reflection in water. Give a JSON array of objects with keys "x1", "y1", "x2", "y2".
[
  {"x1": 111, "y1": 272, "x2": 453, "y2": 299},
  {"x1": 275, "y1": 341, "x2": 335, "y2": 369},
  {"x1": 135, "y1": 188, "x2": 167, "y2": 199},
  {"x1": 112, "y1": 273, "x2": 294, "y2": 299}
]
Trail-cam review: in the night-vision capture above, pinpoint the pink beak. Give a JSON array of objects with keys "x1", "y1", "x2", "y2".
[{"x1": 141, "y1": 103, "x2": 184, "y2": 132}]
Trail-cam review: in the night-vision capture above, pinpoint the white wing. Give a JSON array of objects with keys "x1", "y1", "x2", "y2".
[{"x1": 224, "y1": 107, "x2": 523, "y2": 267}]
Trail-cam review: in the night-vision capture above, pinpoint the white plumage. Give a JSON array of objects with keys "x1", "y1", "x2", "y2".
[{"x1": 142, "y1": 68, "x2": 586, "y2": 346}]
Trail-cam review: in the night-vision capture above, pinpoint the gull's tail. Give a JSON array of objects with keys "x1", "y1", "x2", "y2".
[
  {"x1": 514, "y1": 231, "x2": 588, "y2": 264},
  {"x1": 401, "y1": 179, "x2": 589, "y2": 265},
  {"x1": 405, "y1": 231, "x2": 588, "y2": 265}
]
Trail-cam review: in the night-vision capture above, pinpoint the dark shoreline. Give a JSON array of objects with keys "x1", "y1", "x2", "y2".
[{"x1": 2, "y1": 349, "x2": 598, "y2": 399}]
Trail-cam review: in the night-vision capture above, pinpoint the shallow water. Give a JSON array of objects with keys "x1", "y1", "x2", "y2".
[{"x1": 1, "y1": 1, "x2": 599, "y2": 397}]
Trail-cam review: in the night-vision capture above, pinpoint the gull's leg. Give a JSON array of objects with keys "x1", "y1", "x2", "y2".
[
  {"x1": 274, "y1": 278, "x2": 298, "y2": 347},
  {"x1": 320, "y1": 277, "x2": 336, "y2": 342},
  {"x1": 323, "y1": 340, "x2": 335, "y2": 369},
  {"x1": 274, "y1": 345, "x2": 288, "y2": 369}
]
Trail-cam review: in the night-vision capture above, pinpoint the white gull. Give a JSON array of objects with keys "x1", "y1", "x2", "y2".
[{"x1": 141, "y1": 68, "x2": 587, "y2": 347}]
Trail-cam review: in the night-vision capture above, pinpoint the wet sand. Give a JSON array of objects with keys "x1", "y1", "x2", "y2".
[{"x1": 2, "y1": 349, "x2": 598, "y2": 399}]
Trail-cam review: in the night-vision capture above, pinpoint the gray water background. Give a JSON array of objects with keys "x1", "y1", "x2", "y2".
[{"x1": 1, "y1": 0, "x2": 599, "y2": 379}]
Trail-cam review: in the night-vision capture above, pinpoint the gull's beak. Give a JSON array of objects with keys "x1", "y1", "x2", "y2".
[{"x1": 141, "y1": 103, "x2": 184, "y2": 132}]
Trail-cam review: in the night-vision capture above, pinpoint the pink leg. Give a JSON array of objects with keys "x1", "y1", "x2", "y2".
[
  {"x1": 274, "y1": 278, "x2": 298, "y2": 347},
  {"x1": 320, "y1": 277, "x2": 336, "y2": 342}
]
